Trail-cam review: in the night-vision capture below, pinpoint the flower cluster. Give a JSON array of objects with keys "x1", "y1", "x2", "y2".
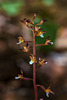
[{"x1": 15, "y1": 12, "x2": 54, "y2": 100}]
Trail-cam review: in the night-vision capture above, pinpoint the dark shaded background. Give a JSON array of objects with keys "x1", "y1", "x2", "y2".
[{"x1": 0, "y1": 0, "x2": 67, "y2": 100}]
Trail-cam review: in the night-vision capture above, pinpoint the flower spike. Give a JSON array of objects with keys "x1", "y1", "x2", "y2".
[
  {"x1": 29, "y1": 55, "x2": 37, "y2": 65},
  {"x1": 17, "y1": 13, "x2": 54, "y2": 99}
]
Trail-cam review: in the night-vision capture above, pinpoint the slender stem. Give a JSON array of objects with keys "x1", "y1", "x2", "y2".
[
  {"x1": 36, "y1": 43, "x2": 46, "y2": 47},
  {"x1": 36, "y1": 84, "x2": 45, "y2": 91},
  {"x1": 33, "y1": 26, "x2": 38, "y2": 100},
  {"x1": 23, "y1": 77, "x2": 33, "y2": 80},
  {"x1": 27, "y1": 51, "x2": 32, "y2": 55}
]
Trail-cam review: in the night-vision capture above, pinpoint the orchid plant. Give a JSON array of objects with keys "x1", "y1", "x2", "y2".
[{"x1": 15, "y1": 12, "x2": 54, "y2": 100}]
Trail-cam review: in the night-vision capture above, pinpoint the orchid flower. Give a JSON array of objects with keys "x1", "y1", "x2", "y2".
[
  {"x1": 36, "y1": 29, "x2": 46, "y2": 38},
  {"x1": 22, "y1": 46, "x2": 29, "y2": 52},
  {"x1": 39, "y1": 58, "x2": 47, "y2": 66},
  {"x1": 45, "y1": 40, "x2": 53, "y2": 45},
  {"x1": 36, "y1": 31, "x2": 44, "y2": 38},
  {"x1": 45, "y1": 84, "x2": 54, "y2": 97},
  {"x1": 20, "y1": 43, "x2": 30, "y2": 54},
  {"x1": 17, "y1": 36, "x2": 24, "y2": 44},
  {"x1": 45, "y1": 36, "x2": 53, "y2": 45},
  {"x1": 35, "y1": 25, "x2": 41, "y2": 32},
  {"x1": 37, "y1": 84, "x2": 54, "y2": 98},
  {"x1": 22, "y1": 43, "x2": 30, "y2": 52},
  {"x1": 15, "y1": 70, "x2": 23, "y2": 80},
  {"x1": 29, "y1": 55, "x2": 37, "y2": 65},
  {"x1": 15, "y1": 70, "x2": 33, "y2": 81}
]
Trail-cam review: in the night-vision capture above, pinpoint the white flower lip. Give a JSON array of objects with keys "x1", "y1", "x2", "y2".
[
  {"x1": 15, "y1": 76, "x2": 20, "y2": 79},
  {"x1": 17, "y1": 41, "x2": 22, "y2": 44},
  {"x1": 45, "y1": 61, "x2": 48, "y2": 64},
  {"x1": 40, "y1": 34, "x2": 44, "y2": 38},
  {"x1": 29, "y1": 60, "x2": 34, "y2": 65},
  {"x1": 49, "y1": 42, "x2": 53, "y2": 44},
  {"x1": 46, "y1": 92, "x2": 49, "y2": 97}
]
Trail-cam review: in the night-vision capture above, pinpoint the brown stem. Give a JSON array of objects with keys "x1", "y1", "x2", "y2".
[
  {"x1": 36, "y1": 43, "x2": 46, "y2": 47},
  {"x1": 27, "y1": 51, "x2": 32, "y2": 55},
  {"x1": 23, "y1": 77, "x2": 33, "y2": 81},
  {"x1": 33, "y1": 26, "x2": 38, "y2": 100},
  {"x1": 36, "y1": 84, "x2": 45, "y2": 91}
]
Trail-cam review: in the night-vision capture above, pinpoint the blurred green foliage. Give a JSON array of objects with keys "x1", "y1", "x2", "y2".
[
  {"x1": 42, "y1": 0, "x2": 55, "y2": 6},
  {"x1": 0, "y1": 0, "x2": 25, "y2": 16}
]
